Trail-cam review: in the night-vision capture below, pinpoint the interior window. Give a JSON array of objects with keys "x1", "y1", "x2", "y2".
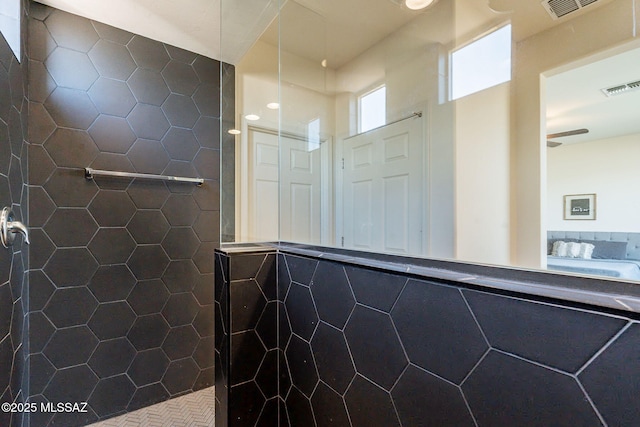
[
  {"x1": 359, "y1": 85, "x2": 386, "y2": 132},
  {"x1": 451, "y1": 24, "x2": 511, "y2": 100}
]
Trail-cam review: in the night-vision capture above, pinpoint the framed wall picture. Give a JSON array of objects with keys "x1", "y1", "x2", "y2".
[{"x1": 564, "y1": 194, "x2": 596, "y2": 220}]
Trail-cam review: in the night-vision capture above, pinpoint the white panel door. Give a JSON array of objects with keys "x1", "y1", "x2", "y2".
[
  {"x1": 280, "y1": 136, "x2": 321, "y2": 243},
  {"x1": 343, "y1": 117, "x2": 424, "y2": 254},
  {"x1": 248, "y1": 128, "x2": 322, "y2": 243},
  {"x1": 248, "y1": 129, "x2": 279, "y2": 241}
]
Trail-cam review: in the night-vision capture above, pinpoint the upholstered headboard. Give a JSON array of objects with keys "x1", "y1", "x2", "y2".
[{"x1": 548, "y1": 231, "x2": 640, "y2": 261}]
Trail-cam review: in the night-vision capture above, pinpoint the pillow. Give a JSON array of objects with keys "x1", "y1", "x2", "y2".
[
  {"x1": 583, "y1": 240, "x2": 627, "y2": 260},
  {"x1": 566, "y1": 241, "x2": 581, "y2": 258},
  {"x1": 552, "y1": 241, "x2": 568, "y2": 257},
  {"x1": 578, "y1": 242, "x2": 595, "y2": 259}
]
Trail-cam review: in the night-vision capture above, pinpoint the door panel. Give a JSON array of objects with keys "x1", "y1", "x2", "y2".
[{"x1": 343, "y1": 117, "x2": 423, "y2": 254}]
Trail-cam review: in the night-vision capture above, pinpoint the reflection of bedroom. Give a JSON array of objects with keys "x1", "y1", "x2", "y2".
[{"x1": 546, "y1": 45, "x2": 640, "y2": 280}]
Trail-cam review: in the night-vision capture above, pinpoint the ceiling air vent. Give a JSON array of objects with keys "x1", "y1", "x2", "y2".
[
  {"x1": 601, "y1": 80, "x2": 640, "y2": 97},
  {"x1": 542, "y1": 0, "x2": 599, "y2": 20}
]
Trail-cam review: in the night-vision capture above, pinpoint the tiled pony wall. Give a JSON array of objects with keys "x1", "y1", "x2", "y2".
[{"x1": 217, "y1": 248, "x2": 640, "y2": 427}]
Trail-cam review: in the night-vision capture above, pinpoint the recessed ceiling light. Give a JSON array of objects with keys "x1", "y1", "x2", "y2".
[
  {"x1": 405, "y1": 0, "x2": 435, "y2": 10},
  {"x1": 228, "y1": 129, "x2": 241, "y2": 135},
  {"x1": 245, "y1": 114, "x2": 260, "y2": 121},
  {"x1": 321, "y1": 59, "x2": 327, "y2": 68},
  {"x1": 267, "y1": 102, "x2": 280, "y2": 110}
]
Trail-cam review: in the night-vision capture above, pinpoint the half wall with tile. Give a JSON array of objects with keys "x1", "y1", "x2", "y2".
[{"x1": 216, "y1": 246, "x2": 640, "y2": 427}]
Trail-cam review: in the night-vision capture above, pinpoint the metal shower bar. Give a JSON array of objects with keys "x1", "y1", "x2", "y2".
[
  {"x1": 84, "y1": 168, "x2": 204, "y2": 186},
  {"x1": 344, "y1": 111, "x2": 423, "y2": 140}
]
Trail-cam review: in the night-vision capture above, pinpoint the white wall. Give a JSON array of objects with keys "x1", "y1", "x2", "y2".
[
  {"x1": 547, "y1": 133, "x2": 640, "y2": 232},
  {"x1": 455, "y1": 82, "x2": 511, "y2": 265}
]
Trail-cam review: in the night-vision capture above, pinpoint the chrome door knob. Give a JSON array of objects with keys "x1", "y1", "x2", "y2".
[{"x1": 1, "y1": 207, "x2": 30, "y2": 248}]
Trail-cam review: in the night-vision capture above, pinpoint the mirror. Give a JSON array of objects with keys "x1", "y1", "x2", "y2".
[{"x1": 221, "y1": 0, "x2": 640, "y2": 282}]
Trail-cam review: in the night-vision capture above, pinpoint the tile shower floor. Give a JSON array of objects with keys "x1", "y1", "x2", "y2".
[{"x1": 87, "y1": 387, "x2": 214, "y2": 427}]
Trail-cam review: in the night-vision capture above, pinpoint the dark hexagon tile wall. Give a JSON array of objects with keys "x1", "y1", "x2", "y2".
[
  {"x1": 217, "y1": 249, "x2": 640, "y2": 427},
  {"x1": 26, "y1": 4, "x2": 225, "y2": 425},
  {"x1": 0, "y1": 2, "x2": 28, "y2": 426}
]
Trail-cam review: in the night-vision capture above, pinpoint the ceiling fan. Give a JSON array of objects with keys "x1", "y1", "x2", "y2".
[{"x1": 546, "y1": 128, "x2": 589, "y2": 147}]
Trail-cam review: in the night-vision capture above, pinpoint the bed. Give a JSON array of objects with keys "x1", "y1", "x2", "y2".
[{"x1": 547, "y1": 231, "x2": 640, "y2": 280}]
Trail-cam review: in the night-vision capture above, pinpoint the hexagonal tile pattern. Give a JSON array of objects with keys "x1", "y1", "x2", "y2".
[
  {"x1": 44, "y1": 208, "x2": 98, "y2": 247},
  {"x1": 230, "y1": 330, "x2": 266, "y2": 385},
  {"x1": 162, "y1": 127, "x2": 199, "y2": 161},
  {"x1": 88, "y1": 301, "x2": 137, "y2": 340},
  {"x1": 285, "y1": 335, "x2": 318, "y2": 398},
  {"x1": 162, "y1": 94, "x2": 199, "y2": 128},
  {"x1": 92, "y1": 21, "x2": 134, "y2": 45},
  {"x1": 345, "y1": 375, "x2": 401, "y2": 427},
  {"x1": 88, "y1": 77, "x2": 137, "y2": 117},
  {"x1": 193, "y1": 148, "x2": 219, "y2": 180},
  {"x1": 310, "y1": 262, "x2": 355, "y2": 329},
  {"x1": 192, "y1": 83, "x2": 220, "y2": 117},
  {"x1": 44, "y1": 326, "x2": 99, "y2": 368},
  {"x1": 28, "y1": 19, "x2": 56, "y2": 62},
  {"x1": 127, "y1": 210, "x2": 170, "y2": 244},
  {"x1": 193, "y1": 211, "x2": 219, "y2": 243},
  {"x1": 88, "y1": 190, "x2": 136, "y2": 226},
  {"x1": 27, "y1": 146, "x2": 55, "y2": 185},
  {"x1": 311, "y1": 322, "x2": 356, "y2": 394},
  {"x1": 192, "y1": 56, "x2": 220, "y2": 85},
  {"x1": 128, "y1": 348, "x2": 170, "y2": 387},
  {"x1": 311, "y1": 382, "x2": 351, "y2": 427},
  {"x1": 89, "y1": 338, "x2": 136, "y2": 378},
  {"x1": 128, "y1": 314, "x2": 170, "y2": 351},
  {"x1": 392, "y1": 280, "x2": 488, "y2": 384},
  {"x1": 162, "y1": 358, "x2": 200, "y2": 394},
  {"x1": 127, "y1": 180, "x2": 170, "y2": 208},
  {"x1": 193, "y1": 304, "x2": 214, "y2": 338},
  {"x1": 88, "y1": 228, "x2": 136, "y2": 264},
  {"x1": 45, "y1": 47, "x2": 98, "y2": 90},
  {"x1": 44, "y1": 248, "x2": 99, "y2": 287},
  {"x1": 256, "y1": 350, "x2": 279, "y2": 399},
  {"x1": 44, "y1": 365, "x2": 99, "y2": 404},
  {"x1": 162, "y1": 60, "x2": 199, "y2": 95},
  {"x1": 127, "y1": 35, "x2": 170, "y2": 71},
  {"x1": 44, "y1": 287, "x2": 98, "y2": 328},
  {"x1": 45, "y1": 10, "x2": 100, "y2": 52},
  {"x1": 162, "y1": 259, "x2": 199, "y2": 293},
  {"x1": 463, "y1": 351, "x2": 601, "y2": 426},
  {"x1": 88, "y1": 265, "x2": 137, "y2": 303},
  {"x1": 44, "y1": 128, "x2": 99, "y2": 168},
  {"x1": 579, "y1": 324, "x2": 640, "y2": 426},
  {"x1": 229, "y1": 279, "x2": 266, "y2": 333},
  {"x1": 344, "y1": 305, "x2": 407, "y2": 391},
  {"x1": 29, "y1": 270, "x2": 56, "y2": 311},
  {"x1": 28, "y1": 60, "x2": 56, "y2": 103},
  {"x1": 128, "y1": 104, "x2": 170, "y2": 140},
  {"x1": 88, "y1": 115, "x2": 136, "y2": 154},
  {"x1": 44, "y1": 86, "x2": 99, "y2": 129},
  {"x1": 163, "y1": 325, "x2": 200, "y2": 360},
  {"x1": 162, "y1": 227, "x2": 200, "y2": 260},
  {"x1": 127, "y1": 68, "x2": 170, "y2": 106},
  {"x1": 393, "y1": 365, "x2": 475, "y2": 426},
  {"x1": 28, "y1": 101, "x2": 57, "y2": 144},
  {"x1": 44, "y1": 168, "x2": 99, "y2": 207},
  {"x1": 128, "y1": 139, "x2": 170, "y2": 174},
  {"x1": 285, "y1": 283, "x2": 319, "y2": 341},
  {"x1": 162, "y1": 194, "x2": 199, "y2": 226},
  {"x1": 127, "y1": 245, "x2": 170, "y2": 280},
  {"x1": 89, "y1": 39, "x2": 137, "y2": 80},
  {"x1": 193, "y1": 116, "x2": 220, "y2": 149},
  {"x1": 345, "y1": 265, "x2": 407, "y2": 313},
  {"x1": 127, "y1": 279, "x2": 170, "y2": 316},
  {"x1": 89, "y1": 375, "x2": 136, "y2": 417},
  {"x1": 162, "y1": 293, "x2": 199, "y2": 326}
]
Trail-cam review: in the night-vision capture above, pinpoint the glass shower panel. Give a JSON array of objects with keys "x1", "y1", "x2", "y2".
[
  {"x1": 278, "y1": 0, "x2": 456, "y2": 253},
  {"x1": 220, "y1": 0, "x2": 280, "y2": 243}
]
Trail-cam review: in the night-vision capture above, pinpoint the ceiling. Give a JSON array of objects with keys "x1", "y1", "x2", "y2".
[
  {"x1": 34, "y1": 0, "x2": 614, "y2": 67},
  {"x1": 546, "y1": 45, "x2": 640, "y2": 145}
]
